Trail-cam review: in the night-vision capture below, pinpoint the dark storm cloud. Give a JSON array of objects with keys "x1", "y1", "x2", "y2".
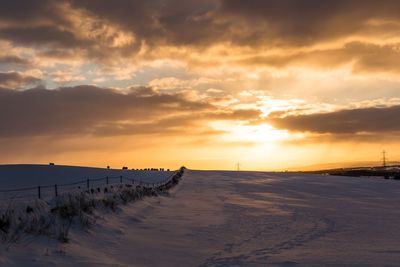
[
  {"x1": 0, "y1": 85, "x2": 260, "y2": 138},
  {"x1": 269, "y1": 105, "x2": 400, "y2": 134},
  {"x1": 0, "y1": 72, "x2": 42, "y2": 88}
]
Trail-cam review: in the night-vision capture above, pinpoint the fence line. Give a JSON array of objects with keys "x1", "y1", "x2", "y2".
[{"x1": 0, "y1": 170, "x2": 178, "y2": 202}]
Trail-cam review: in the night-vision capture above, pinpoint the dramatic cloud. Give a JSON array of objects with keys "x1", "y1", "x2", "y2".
[
  {"x1": 269, "y1": 105, "x2": 400, "y2": 134},
  {"x1": 218, "y1": 0, "x2": 400, "y2": 45},
  {"x1": 1, "y1": 0, "x2": 400, "y2": 69},
  {"x1": 0, "y1": 0, "x2": 399, "y2": 168},
  {"x1": 0, "y1": 85, "x2": 261, "y2": 138},
  {"x1": 67, "y1": 0, "x2": 400, "y2": 48}
]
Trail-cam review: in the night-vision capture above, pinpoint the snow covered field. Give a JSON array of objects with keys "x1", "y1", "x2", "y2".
[
  {"x1": 2, "y1": 169, "x2": 400, "y2": 266},
  {"x1": 0, "y1": 164, "x2": 174, "y2": 202}
]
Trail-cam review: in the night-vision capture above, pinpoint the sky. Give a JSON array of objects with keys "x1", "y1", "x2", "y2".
[{"x1": 0, "y1": 0, "x2": 399, "y2": 170}]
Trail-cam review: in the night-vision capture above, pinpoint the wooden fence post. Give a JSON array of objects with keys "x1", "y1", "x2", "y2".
[
  {"x1": 55, "y1": 184, "x2": 58, "y2": 197},
  {"x1": 38, "y1": 186, "x2": 41, "y2": 199},
  {"x1": 87, "y1": 179, "x2": 89, "y2": 189},
  {"x1": 106, "y1": 176, "x2": 109, "y2": 184}
]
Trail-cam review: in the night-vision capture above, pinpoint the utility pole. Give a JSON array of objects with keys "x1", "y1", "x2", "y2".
[
  {"x1": 236, "y1": 162, "x2": 240, "y2": 171},
  {"x1": 382, "y1": 150, "x2": 387, "y2": 167}
]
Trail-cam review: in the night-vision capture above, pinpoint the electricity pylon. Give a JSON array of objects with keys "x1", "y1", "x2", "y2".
[{"x1": 382, "y1": 150, "x2": 387, "y2": 167}]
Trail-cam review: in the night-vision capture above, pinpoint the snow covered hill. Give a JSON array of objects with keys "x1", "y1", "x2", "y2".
[{"x1": 2, "y1": 170, "x2": 400, "y2": 266}]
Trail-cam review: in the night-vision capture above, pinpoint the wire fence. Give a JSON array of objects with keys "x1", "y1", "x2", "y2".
[{"x1": 0, "y1": 170, "x2": 177, "y2": 203}]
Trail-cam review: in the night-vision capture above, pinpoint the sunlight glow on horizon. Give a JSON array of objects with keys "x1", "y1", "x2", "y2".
[{"x1": 0, "y1": 1, "x2": 399, "y2": 170}]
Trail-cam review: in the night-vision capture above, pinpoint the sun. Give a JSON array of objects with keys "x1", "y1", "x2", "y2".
[{"x1": 210, "y1": 121, "x2": 292, "y2": 143}]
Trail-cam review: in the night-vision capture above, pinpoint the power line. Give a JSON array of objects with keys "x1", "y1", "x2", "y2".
[{"x1": 382, "y1": 150, "x2": 387, "y2": 167}]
